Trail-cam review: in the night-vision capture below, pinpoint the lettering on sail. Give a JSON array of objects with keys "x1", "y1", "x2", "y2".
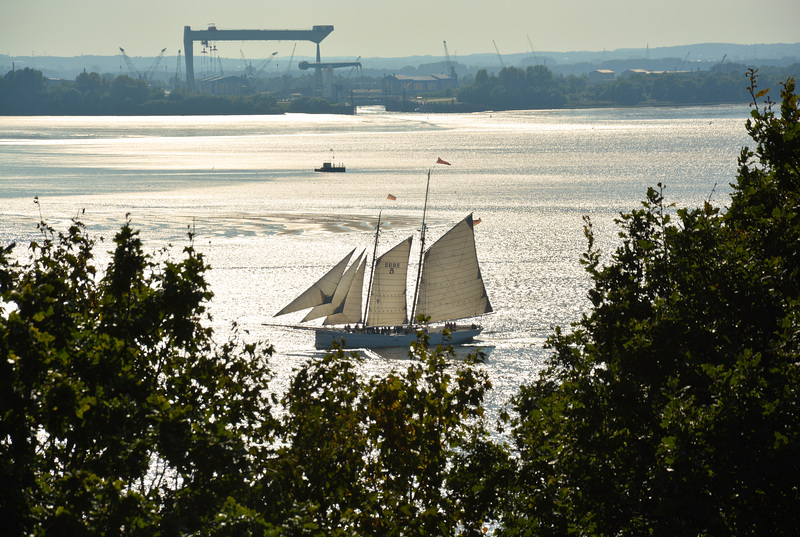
[{"x1": 384, "y1": 261, "x2": 403, "y2": 274}]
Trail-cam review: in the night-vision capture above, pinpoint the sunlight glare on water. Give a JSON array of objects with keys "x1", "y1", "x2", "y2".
[{"x1": 0, "y1": 105, "x2": 753, "y2": 415}]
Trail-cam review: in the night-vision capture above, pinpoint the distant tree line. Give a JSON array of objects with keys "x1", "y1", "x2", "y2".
[
  {"x1": 0, "y1": 68, "x2": 354, "y2": 116},
  {"x1": 456, "y1": 63, "x2": 800, "y2": 109}
]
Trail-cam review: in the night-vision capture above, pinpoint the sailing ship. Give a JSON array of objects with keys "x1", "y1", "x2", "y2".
[{"x1": 275, "y1": 172, "x2": 493, "y2": 349}]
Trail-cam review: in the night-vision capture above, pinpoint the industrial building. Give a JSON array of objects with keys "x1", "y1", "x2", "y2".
[
  {"x1": 197, "y1": 75, "x2": 250, "y2": 95},
  {"x1": 588, "y1": 69, "x2": 615, "y2": 85},
  {"x1": 383, "y1": 74, "x2": 456, "y2": 95}
]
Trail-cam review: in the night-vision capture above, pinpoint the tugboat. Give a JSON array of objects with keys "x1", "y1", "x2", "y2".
[
  {"x1": 315, "y1": 149, "x2": 346, "y2": 173},
  {"x1": 315, "y1": 161, "x2": 346, "y2": 173}
]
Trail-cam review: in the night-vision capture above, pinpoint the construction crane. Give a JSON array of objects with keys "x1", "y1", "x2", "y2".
[
  {"x1": 346, "y1": 56, "x2": 361, "y2": 79},
  {"x1": 676, "y1": 52, "x2": 690, "y2": 72},
  {"x1": 240, "y1": 49, "x2": 254, "y2": 77},
  {"x1": 527, "y1": 35, "x2": 540, "y2": 65},
  {"x1": 253, "y1": 52, "x2": 278, "y2": 78},
  {"x1": 493, "y1": 40, "x2": 505, "y2": 68},
  {"x1": 119, "y1": 47, "x2": 166, "y2": 82},
  {"x1": 282, "y1": 44, "x2": 297, "y2": 89},
  {"x1": 285, "y1": 43, "x2": 296, "y2": 76},
  {"x1": 212, "y1": 45, "x2": 224, "y2": 76},
  {"x1": 119, "y1": 47, "x2": 139, "y2": 78},
  {"x1": 144, "y1": 48, "x2": 167, "y2": 82},
  {"x1": 174, "y1": 49, "x2": 182, "y2": 89},
  {"x1": 443, "y1": 41, "x2": 456, "y2": 79}
]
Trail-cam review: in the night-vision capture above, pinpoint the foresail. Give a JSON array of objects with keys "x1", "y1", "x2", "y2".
[
  {"x1": 366, "y1": 236, "x2": 413, "y2": 326},
  {"x1": 414, "y1": 214, "x2": 493, "y2": 323},
  {"x1": 303, "y1": 251, "x2": 364, "y2": 321},
  {"x1": 323, "y1": 258, "x2": 366, "y2": 325},
  {"x1": 274, "y1": 248, "x2": 356, "y2": 317}
]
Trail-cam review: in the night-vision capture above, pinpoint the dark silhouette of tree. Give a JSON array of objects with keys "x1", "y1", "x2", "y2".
[
  {"x1": 457, "y1": 66, "x2": 566, "y2": 109},
  {"x1": 1, "y1": 221, "x2": 496, "y2": 535},
  {"x1": 499, "y1": 73, "x2": 800, "y2": 536},
  {"x1": 0, "y1": 67, "x2": 46, "y2": 114}
]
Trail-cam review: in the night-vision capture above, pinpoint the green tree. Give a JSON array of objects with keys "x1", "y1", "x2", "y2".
[
  {"x1": 1, "y1": 216, "x2": 500, "y2": 535},
  {"x1": 501, "y1": 73, "x2": 800, "y2": 535},
  {"x1": 288, "y1": 96, "x2": 336, "y2": 113},
  {"x1": 76, "y1": 71, "x2": 108, "y2": 98},
  {"x1": 0, "y1": 67, "x2": 46, "y2": 114},
  {"x1": 599, "y1": 77, "x2": 645, "y2": 105},
  {"x1": 458, "y1": 66, "x2": 565, "y2": 110},
  {"x1": 1, "y1": 219, "x2": 276, "y2": 536},
  {"x1": 259, "y1": 332, "x2": 501, "y2": 536}
]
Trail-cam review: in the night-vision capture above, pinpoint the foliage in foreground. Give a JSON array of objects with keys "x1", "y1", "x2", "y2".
[
  {"x1": 0, "y1": 220, "x2": 498, "y2": 535},
  {"x1": 0, "y1": 220, "x2": 278, "y2": 535},
  {"x1": 501, "y1": 71, "x2": 800, "y2": 535}
]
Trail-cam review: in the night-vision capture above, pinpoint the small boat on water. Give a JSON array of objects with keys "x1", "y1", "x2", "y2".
[
  {"x1": 314, "y1": 161, "x2": 346, "y2": 173},
  {"x1": 275, "y1": 169, "x2": 492, "y2": 350},
  {"x1": 315, "y1": 149, "x2": 345, "y2": 172}
]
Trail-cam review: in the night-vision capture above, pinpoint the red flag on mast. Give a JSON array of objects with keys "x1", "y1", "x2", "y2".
[{"x1": 436, "y1": 157, "x2": 451, "y2": 165}]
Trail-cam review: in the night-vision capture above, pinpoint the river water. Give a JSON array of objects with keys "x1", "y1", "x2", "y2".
[{"x1": 0, "y1": 104, "x2": 753, "y2": 414}]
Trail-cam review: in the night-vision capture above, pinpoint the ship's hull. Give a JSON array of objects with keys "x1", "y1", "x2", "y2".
[
  {"x1": 314, "y1": 162, "x2": 346, "y2": 173},
  {"x1": 314, "y1": 326, "x2": 483, "y2": 350}
]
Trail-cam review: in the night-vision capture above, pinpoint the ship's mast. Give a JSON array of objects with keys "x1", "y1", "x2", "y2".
[
  {"x1": 410, "y1": 170, "x2": 431, "y2": 324},
  {"x1": 362, "y1": 210, "x2": 382, "y2": 326}
]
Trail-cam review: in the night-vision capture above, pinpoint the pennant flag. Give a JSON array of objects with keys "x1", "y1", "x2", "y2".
[
  {"x1": 436, "y1": 157, "x2": 451, "y2": 165},
  {"x1": 387, "y1": 194, "x2": 397, "y2": 200},
  {"x1": 472, "y1": 218, "x2": 482, "y2": 226}
]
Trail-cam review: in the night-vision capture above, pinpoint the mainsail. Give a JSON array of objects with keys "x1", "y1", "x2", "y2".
[
  {"x1": 274, "y1": 248, "x2": 357, "y2": 316},
  {"x1": 366, "y1": 236, "x2": 413, "y2": 326},
  {"x1": 414, "y1": 214, "x2": 493, "y2": 323}
]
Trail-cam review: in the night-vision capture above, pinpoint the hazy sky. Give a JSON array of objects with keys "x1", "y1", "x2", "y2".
[{"x1": 1, "y1": 0, "x2": 799, "y2": 60}]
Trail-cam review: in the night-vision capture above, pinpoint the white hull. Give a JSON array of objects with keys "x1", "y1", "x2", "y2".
[{"x1": 314, "y1": 326, "x2": 483, "y2": 350}]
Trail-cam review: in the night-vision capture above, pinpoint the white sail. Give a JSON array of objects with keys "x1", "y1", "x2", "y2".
[
  {"x1": 275, "y1": 248, "x2": 357, "y2": 316},
  {"x1": 303, "y1": 251, "x2": 365, "y2": 321},
  {"x1": 323, "y1": 258, "x2": 366, "y2": 325},
  {"x1": 366, "y1": 236, "x2": 413, "y2": 327},
  {"x1": 414, "y1": 214, "x2": 493, "y2": 323}
]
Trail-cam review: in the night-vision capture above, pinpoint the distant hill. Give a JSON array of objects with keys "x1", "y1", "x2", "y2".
[{"x1": 2, "y1": 42, "x2": 798, "y2": 83}]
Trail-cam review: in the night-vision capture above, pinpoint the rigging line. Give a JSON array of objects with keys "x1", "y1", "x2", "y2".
[
  {"x1": 362, "y1": 209, "x2": 382, "y2": 326},
  {"x1": 410, "y1": 169, "x2": 431, "y2": 324}
]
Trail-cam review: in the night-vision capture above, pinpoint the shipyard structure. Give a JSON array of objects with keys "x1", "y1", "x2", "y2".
[
  {"x1": 182, "y1": 24, "x2": 334, "y2": 92},
  {"x1": 180, "y1": 24, "x2": 451, "y2": 105}
]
